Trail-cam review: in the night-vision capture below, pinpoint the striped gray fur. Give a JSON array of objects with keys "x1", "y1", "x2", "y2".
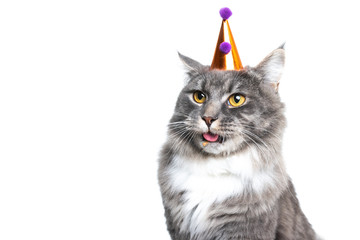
[{"x1": 158, "y1": 48, "x2": 317, "y2": 240}]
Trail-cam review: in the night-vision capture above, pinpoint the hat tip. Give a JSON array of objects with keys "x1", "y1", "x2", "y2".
[{"x1": 219, "y1": 7, "x2": 232, "y2": 20}]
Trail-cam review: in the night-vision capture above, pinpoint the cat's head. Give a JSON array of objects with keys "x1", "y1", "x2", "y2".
[{"x1": 168, "y1": 47, "x2": 286, "y2": 156}]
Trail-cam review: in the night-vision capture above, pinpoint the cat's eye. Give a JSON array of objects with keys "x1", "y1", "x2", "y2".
[
  {"x1": 227, "y1": 94, "x2": 246, "y2": 107},
  {"x1": 193, "y1": 91, "x2": 206, "y2": 104}
]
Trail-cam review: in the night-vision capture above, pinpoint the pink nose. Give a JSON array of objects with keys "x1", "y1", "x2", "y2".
[{"x1": 202, "y1": 116, "x2": 218, "y2": 127}]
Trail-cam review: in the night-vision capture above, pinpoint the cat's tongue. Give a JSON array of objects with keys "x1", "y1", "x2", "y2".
[{"x1": 202, "y1": 132, "x2": 219, "y2": 142}]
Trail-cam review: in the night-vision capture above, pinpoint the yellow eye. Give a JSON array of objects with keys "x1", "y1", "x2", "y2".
[
  {"x1": 193, "y1": 91, "x2": 206, "y2": 104},
  {"x1": 228, "y1": 94, "x2": 246, "y2": 107}
]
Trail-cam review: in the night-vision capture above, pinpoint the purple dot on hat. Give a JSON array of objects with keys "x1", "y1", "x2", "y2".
[
  {"x1": 219, "y1": 42, "x2": 232, "y2": 54},
  {"x1": 219, "y1": 7, "x2": 232, "y2": 20}
]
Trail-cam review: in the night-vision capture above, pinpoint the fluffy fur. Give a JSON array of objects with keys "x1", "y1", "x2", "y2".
[{"x1": 158, "y1": 47, "x2": 317, "y2": 240}]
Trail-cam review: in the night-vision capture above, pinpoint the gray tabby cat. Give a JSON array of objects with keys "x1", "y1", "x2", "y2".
[{"x1": 158, "y1": 47, "x2": 317, "y2": 240}]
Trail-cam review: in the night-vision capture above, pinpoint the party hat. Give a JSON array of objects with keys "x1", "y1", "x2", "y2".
[{"x1": 210, "y1": 8, "x2": 244, "y2": 71}]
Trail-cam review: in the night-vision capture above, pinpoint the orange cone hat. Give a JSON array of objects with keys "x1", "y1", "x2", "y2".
[{"x1": 210, "y1": 8, "x2": 244, "y2": 71}]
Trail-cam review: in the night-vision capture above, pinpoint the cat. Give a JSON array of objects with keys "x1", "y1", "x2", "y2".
[{"x1": 158, "y1": 46, "x2": 318, "y2": 240}]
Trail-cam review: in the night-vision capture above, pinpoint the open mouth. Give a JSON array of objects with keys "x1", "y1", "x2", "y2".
[{"x1": 202, "y1": 132, "x2": 224, "y2": 144}]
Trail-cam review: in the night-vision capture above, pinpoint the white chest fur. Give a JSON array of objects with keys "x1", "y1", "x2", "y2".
[{"x1": 166, "y1": 150, "x2": 275, "y2": 234}]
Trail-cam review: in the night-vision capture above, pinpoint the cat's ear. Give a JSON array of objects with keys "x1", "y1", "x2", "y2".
[
  {"x1": 254, "y1": 46, "x2": 285, "y2": 92},
  {"x1": 178, "y1": 52, "x2": 205, "y2": 76}
]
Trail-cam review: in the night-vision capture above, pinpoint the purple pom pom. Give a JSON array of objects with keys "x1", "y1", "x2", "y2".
[
  {"x1": 219, "y1": 7, "x2": 232, "y2": 20},
  {"x1": 219, "y1": 42, "x2": 232, "y2": 54}
]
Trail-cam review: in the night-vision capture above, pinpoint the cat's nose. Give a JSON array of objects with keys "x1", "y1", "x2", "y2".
[{"x1": 202, "y1": 116, "x2": 218, "y2": 127}]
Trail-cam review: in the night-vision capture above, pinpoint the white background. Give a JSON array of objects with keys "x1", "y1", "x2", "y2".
[{"x1": 1, "y1": 0, "x2": 359, "y2": 239}]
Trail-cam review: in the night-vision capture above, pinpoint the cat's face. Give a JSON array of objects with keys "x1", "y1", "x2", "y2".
[{"x1": 168, "y1": 49, "x2": 286, "y2": 156}]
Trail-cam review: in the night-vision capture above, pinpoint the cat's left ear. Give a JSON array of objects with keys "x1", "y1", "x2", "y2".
[
  {"x1": 254, "y1": 46, "x2": 285, "y2": 92},
  {"x1": 178, "y1": 52, "x2": 205, "y2": 77}
]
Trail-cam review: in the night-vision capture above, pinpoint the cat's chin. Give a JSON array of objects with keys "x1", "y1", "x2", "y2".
[{"x1": 196, "y1": 134, "x2": 245, "y2": 156}]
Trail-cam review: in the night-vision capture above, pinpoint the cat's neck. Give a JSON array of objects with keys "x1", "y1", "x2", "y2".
[{"x1": 168, "y1": 145, "x2": 288, "y2": 198}]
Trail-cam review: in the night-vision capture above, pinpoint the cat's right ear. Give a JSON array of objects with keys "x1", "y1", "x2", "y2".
[{"x1": 178, "y1": 52, "x2": 205, "y2": 77}]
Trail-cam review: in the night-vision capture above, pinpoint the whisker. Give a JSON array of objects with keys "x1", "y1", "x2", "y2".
[
  {"x1": 240, "y1": 123, "x2": 283, "y2": 142},
  {"x1": 167, "y1": 122, "x2": 186, "y2": 126},
  {"x1": 241, "y1": 129, "x2": 272, "y2": 151}
]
